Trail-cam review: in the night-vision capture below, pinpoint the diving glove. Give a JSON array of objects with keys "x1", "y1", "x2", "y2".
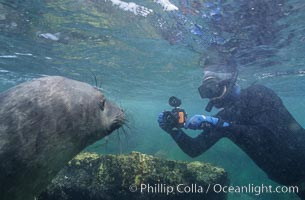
[{"x1": 158, "y1": 112, "x2": 175, "y2": 133}]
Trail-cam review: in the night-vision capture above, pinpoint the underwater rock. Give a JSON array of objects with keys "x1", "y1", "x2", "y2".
[
  {"x1": 39, "y1": 151, "x2": 228, "y2": 200},
  {"x1": 0, "y1": 76, "x2": 125, "y2": 200}
]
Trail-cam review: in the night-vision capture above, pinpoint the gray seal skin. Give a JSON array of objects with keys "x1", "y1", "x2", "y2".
[{"x1": 0, "y1": 76, "x2": 125, "y2": 200}]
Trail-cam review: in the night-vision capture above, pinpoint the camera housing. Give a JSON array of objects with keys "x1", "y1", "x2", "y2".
[{"x1": 163, "y1": 96, "x2": 187, "y2": 128}]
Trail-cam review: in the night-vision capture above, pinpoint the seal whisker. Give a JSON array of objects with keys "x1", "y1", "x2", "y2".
[{"x1": 89, "y1": 71, "x2": 104, "y2": 92}]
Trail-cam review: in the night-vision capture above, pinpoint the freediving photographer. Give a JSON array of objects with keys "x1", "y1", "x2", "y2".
[{"x1": 158, "y1": 55, "x2": 305, "y2": 200}]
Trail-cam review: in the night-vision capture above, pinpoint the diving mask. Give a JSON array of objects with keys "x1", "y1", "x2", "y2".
[{"x1": 198, "y1": 76, "x2": 227, "y2": 99}]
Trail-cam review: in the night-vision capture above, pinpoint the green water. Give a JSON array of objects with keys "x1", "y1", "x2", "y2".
[{"x1": 1, "y1": 0, "x2": 305, "y2": 199}]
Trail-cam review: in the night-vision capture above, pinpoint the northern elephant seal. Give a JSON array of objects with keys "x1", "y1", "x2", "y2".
[{"x1": 0, "y1": 76, "x2": 125, "y2": 200}]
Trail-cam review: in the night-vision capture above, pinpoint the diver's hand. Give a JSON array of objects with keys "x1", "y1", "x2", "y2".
[
  {"x1": 158, "y1": 112, "x2": 175, "y2": 133},
  {"x1": 184, "y1": 115, "x2": 229, "y2": 130}
]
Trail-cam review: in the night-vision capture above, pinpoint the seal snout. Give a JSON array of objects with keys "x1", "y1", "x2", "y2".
[
  {"x1": 109, "y1": 109, "x2": 126, "y2": 133},
  {"x1": 103, "y1": 100, "x2": 126, "y2": 133},
  {"x1": 109, "y1": 119, "x2": 123, "y2": 133}
]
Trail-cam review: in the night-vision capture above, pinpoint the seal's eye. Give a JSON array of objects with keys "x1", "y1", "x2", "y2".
[{"x1": 99, "y1": 99, "x2": 106, "y2": 111}]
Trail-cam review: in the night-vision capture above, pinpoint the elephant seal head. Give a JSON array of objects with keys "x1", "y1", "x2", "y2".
[{"x1": 0, "y1": 76, "x2": 125, "y2": 200}]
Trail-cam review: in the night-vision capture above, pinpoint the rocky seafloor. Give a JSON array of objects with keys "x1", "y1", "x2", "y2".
[{"x1": 39, "y1": 151, "x2": 228, "y2": 200}]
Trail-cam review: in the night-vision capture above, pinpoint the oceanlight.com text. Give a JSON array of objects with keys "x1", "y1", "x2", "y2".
[
  {"x1": 213, "y1": 184, "x2": 299, "y2": 196},
  {"x1": 128, "y1": 183, "x2": 299, "y2": 196}
]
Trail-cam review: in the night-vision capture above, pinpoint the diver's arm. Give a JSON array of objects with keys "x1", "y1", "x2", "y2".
[
  {"x1": 223, "y1": 123, "x2": 268, "y2": 136},
  {"x1": 169, "y1": 128, "x2": 224, "y2": 157}
]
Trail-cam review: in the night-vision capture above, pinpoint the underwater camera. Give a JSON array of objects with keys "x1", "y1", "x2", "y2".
[{"x1": 163, "y1": 96, "x2": 187, "y2": 128}]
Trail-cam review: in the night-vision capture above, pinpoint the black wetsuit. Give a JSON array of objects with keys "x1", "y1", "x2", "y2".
[{"x1": 169, "y1": 84, "x2": 305, "y2": 198}]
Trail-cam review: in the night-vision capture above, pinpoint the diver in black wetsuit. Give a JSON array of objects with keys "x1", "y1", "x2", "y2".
[{"x1": 158, "y1": 58, "x2": 305, "y2": 199}]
